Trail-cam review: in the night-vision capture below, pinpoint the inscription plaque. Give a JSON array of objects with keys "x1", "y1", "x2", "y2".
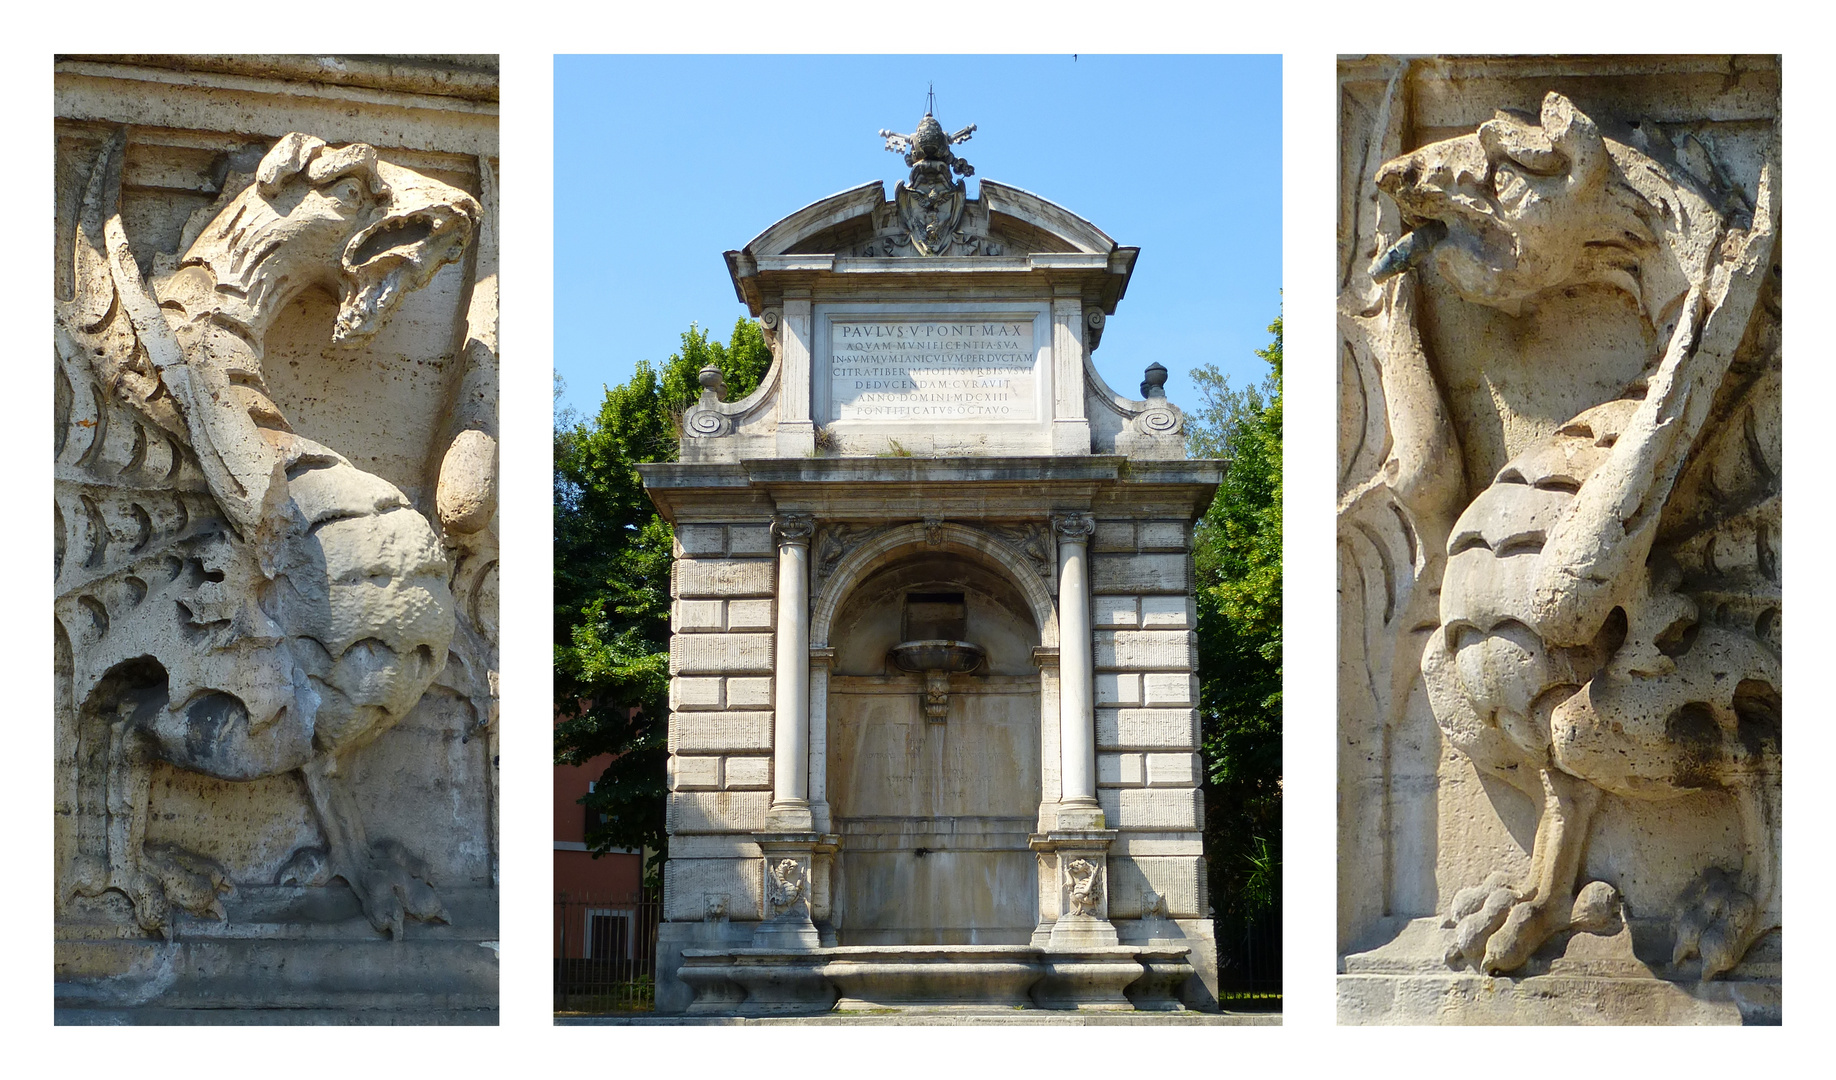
[{"x1": 827, "y1": 317, "x2": 1037, "y2": 422}]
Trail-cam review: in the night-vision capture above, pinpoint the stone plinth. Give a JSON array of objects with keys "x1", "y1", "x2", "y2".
[{"x1": 1340, "y1": 918, "x2": 1780, "y2": 1025}]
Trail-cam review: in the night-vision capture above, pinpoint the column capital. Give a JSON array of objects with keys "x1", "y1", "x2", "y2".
[
  {"x1": 1051, "y1": 511, "x2": 1095, "y2": 542},
  {"x1": 773, "y1": 512, "x2": 816, "y2": 547}
]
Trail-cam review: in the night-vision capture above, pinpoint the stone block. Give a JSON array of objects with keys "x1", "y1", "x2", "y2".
[
  {"x1": 1090, "y1": 553, "x2": 1189, "y2": 595},
  {"x1": 1109, "y1": 855, "x2": 1205, "y2": 918},
  {"x1": 672, "y1": 599, "x2": 724, "y2": 632},
  {"x1": 667, "y1": 791, "x2": 771, "y2": 835},
  {"x1": 1139, "y1": 595, "x2": 1192, "y2": 629},
  {"x1": 671, "y1": 633, "x2": 773, "y2": 675},
  {"x1": 1092, "y1": 595, "x2": 1139, "y2": 628},
  {"x1": 1098, "y1": 787, "x2": 1202, "y2": 831},
  {"x1": 1095, "y1": 672, "x2": 1141, "y2": 706},
  {"x1": 1137, "y1": 521, "x2": 1190, "y2": 551},
  {"x1": 1094, "y1": 630, "x2": 1196, "y2": 672},
  {"x1": 727, "y1": 524, "x2": 776, "y2": 556},
  {"x1": 1141, "y1": 673, "x2": 1195, "y2": 707},
  {"x1": 726, "y1": 599, "x2": 775, "y2": 631},
  {"x1": 670, "y1": 677, "x2": 724, "y2": 711},
  {"x1": 1098, "y1": 752, "x2": 1145, "y2": 787},
  {"x1": 675, "y1": 524, "x2": 727, "y2": 557},
  {"x1": 669, "y1": 755, "x2": 721, "y2": 791},
  {"x1": 1146, "y1": 752, "x2": 1200, "y2": 787},
  {"x1": 1091, "y1": 521, "x2": 1136, "y2": 552},
  {"x1": 675, "y1": 559, "x2": 776, "y2": 599},
  {"x1": 670, "y1": 711, "x2": 773, "y2": 754},
  {"x1": 723, "y1": 756, "x2": 772, "y2": 790},
  {"x1": 1095, "y1": 708, "x2": 1199, "y2": 750},
  {"x1": 725, "y1": 677, "x2": 773, "y2": 708},
  {"x1": 663, "y1": 857, "x2": 763, "y2": 921}
]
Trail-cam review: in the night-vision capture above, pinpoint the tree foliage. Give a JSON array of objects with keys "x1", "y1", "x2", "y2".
[
  {"x1": 1188, "y1": 313, "x2": 1283, "y2": 934},
  {"x1": 554, "y1": 320, "x2": 772, "y2": 880}
]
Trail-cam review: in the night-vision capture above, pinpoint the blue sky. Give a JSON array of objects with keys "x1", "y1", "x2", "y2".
[{"x1": 553, "y1": 54, "x2": 1281, "y2": 421}]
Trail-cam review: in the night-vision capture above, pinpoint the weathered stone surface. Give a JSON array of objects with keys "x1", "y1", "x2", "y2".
[
  {"x1": 675, "y1": 559, "x2": 776, "y2": 598},
  {"x1": 670, "y1": 634, "x2": 774, "y2": 675},
  {"x1": 723, "y1": 756, "x2": 773, "y2": 790},
  {"x1": 668, "y1": 792, "x2": 773, "y2": 835},
  {"x1": 1097, "y1": 752, "x2": 1145, "y2": 787},
  {"x1": 646, "y1": 104, "x2": 1224, "y2": 1016},
  {"x1": 1098, "y1": 789, "x2": 1202, "y2": 831},
  {"x1": 1141, "y1": 673, "x2": 1195, "y2": 707},
  {"x1": 1094, "y1": 630, "x2": 1197, "y2": 672},
  {"x1": 1095, "y1": 672, "x2": 1142, "y2": 706},
  {"x1": 725, "y1": 676, "x2": 773, "y2": 708},
  {"x1": 1096, "y1": 709, "x2": 1199, "y2": 750},
  {"x1": 669, "y1": 712, "x2": 773, "y2": 754},
  {"x1": 1090, "y1": 554, "x2": 1189, "y2": 595},
  {"x1": 1338, "y1": 54, "x2": 1781, "y2": 1023},
  {"x1": 54, "y1": 55, "x2": 499, "y2": 1021},
  {"x1": 670, "y1": 756, "x2": 722, "y2": 791}
]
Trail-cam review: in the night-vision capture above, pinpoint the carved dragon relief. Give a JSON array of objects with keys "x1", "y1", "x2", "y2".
[
  {"x1": 55, "y1": 130, "x2": 484, "y2": 938},
  {"x1": 1345, "y1": 92, "x2": 1780, "y2": 979}
]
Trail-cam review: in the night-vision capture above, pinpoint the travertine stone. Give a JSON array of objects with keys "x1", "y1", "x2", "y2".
[
  {"x1": 671, "y1": 756, "x2": 723, "y2": 791},
  {"x1": 1091, "y1": 521, "x2": 1136, "y2": 552},
  {"x1": 673, "y1": 600, "x2": 725, "y2": 631},
  {"x1": 1090, "y1": 554, "x2": 1190, "y2": 595},
  {"x1": 1338, "y1": 54, "x2": 1781, "y2": 1024},
  {"x1": 1094, "y1": 630, "x2": 1197, "y2": 672},
  {"x1": 1141, "y1": 673, "x2": 1196, "y2": 707},
  {"x1": 669, "y1": 712, "x2": 774, "y2": 754},
  {"x1": 1145, "y1": 753, "x2": 1199, "y2": 788},
  {"x1": 1136, "y1": 522, "x2": 1190, "y2": 552},
  {"x1": 645, "y1": 110, "x2": 1221, "y2": 1014},
  {"x1": 665, "y1": 858, "x2": 766, "y2": 921},
  {"x1": 1097, "y1": 752, "x2": 1146, "y2": 787},
  {"x1": 1095, "y1": 673, "x2": 1143, "y2": 706},
  {"x1": 723, "y1": 757, "x2": 773, "y2": 790},
  {"x1": 676, "y1": 559, "x2": 777, "y2": 598},
  {"x1": 1098, "y1": 789, "x2": 1202, "y2": 831},
  {"x1": 1095, "y1": 709, "x2": 1200, "y2": 751},
  {"x1": 670, "y1": 634, "x2": 775, "y2": 675},
  {"x1": 726, "y1": 677, "x2": 774, "y2": 708},
  {"x1": 671, "y1": 677, "x2": 725, "y2": 710},
  {"x1": 1092, "y1": 595, "x2": 1140, "y2": 628},
  {"x1": 54, "y1": 55, "x2": 498, "y2": 1023},
  {"x1": 1139, "y1": 596, "x2": 1193, "y2": 629},
  {"x1": 727, "y1": 599, "x2": 776, "y2": 631},
  {"x1": 668, "y1": 792, "x2": 773, "y2": 834}
]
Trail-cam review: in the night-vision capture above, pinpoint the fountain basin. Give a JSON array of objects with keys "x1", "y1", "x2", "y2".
[{"x1": 888, "y1": 639, "x2": 985, "y2": 674}]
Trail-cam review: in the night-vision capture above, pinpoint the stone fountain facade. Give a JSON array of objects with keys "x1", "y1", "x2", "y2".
[{"x1": 642, "y1": 112, "x2": 1221, "y2": 1014}]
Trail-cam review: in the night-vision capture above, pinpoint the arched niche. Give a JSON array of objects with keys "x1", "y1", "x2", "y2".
[{"x1": 813, "y1": 523, "x2": 1055, "y2": 946}]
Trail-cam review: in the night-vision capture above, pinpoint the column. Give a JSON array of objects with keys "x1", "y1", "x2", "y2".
[
  {"x1": 768, "y1": 512, "x2": 814, "y2": 830},
  {"x1": 1053, "y1": 511, "x2": 1100, "y2": 828}
]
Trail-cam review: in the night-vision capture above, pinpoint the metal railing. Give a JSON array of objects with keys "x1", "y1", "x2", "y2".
[
  {"x1": 554, "y1": 890, "x2": 661, "y2": 1013},
  {"x1": 1215, "y1": 913, "x2": 1282, "y2": 1009}
]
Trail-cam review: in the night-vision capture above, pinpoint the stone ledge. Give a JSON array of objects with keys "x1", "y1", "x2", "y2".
[{"x1": 559, "y1": 1010, "x2": 1277, "y2": 1026}]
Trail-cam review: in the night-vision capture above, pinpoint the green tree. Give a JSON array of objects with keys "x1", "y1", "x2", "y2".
[
  {"x1": 1188, "y1": 313, "x2": 1283, "y2": 971},
  {"x1": 554, "y1": 320, "x2": 772, "y2": 882}
]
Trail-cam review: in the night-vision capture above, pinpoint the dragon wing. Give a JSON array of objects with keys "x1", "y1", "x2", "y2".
[{"x1": 56, "y1": 129, "x2": 284, "y2": 544}]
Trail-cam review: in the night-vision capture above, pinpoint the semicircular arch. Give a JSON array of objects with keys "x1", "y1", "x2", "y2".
[{"x1": 811, "y1": 522, "x2": 1057, "y2": 649}]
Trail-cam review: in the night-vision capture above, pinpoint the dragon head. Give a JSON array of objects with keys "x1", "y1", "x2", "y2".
[
  {"x1": 187, "y1": 133, "x2": 480, "y2": 344},
  {"x1": 1372, "y1": 92, "x2": 1665, "y2": 315}
]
